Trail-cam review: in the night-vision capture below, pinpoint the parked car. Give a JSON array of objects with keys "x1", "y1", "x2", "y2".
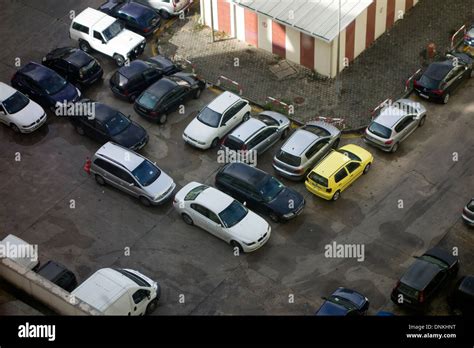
[
  {"x1": 448, "y1": 275, "x2": 474, "y2": 315},
  {"x1": 90, "y1": 141, "x2": 176, "y2": 206},
  {"x1": 464, "y1": 24, "x2": 474, "y2": 47},
  {"x1": 70, "y1": 101, "x2": 148, "y2": 151},
  {"x1": 462, "y1": 198, "x2": 474, "y2": 226},
  {"x1": 305, "y1": 144, "x2": 373, "y2": 201},
  {"x1": 215, "y1": 163, "x2": 305, "y2": 222},
  {"x1": 183, "y1": 91, "x2": 251, "y2": 149},
  {"x1": 72, "y1": 268, "x2": 160, "y2": 315},
  {"x1": 413, "y1": 53, "x2": 472, "y2": 104},
  {"x1": 221, "y1": 111, "x2": 290, "y2": 156},
  {"x1": 272, "y1": 122, "x2": 341, "y2": 181},
  {"x1": 315, "y1": 288, "x2": 369, "y2": 316},
  {"x1": 132, "y1": 0, "x2": 193, "y2": 19},
  {"x1": 110, "y1": 56, "x2": 181, "y2": 102},
  {"x1": 134, "y1": 72, "x2": 204, "y2": 124},
  {"x1": 0, "y1": 82, "x2": 47, "y2": 133},
  {"x1": 11, "y1": 62, "x2": 81, "y2": 110},
  {"x1": 69, "y1": 7, "x2": 146, "y2": 66},
  {"x1": 36, "y1": 260, "x2": 78, "y2": 292},
  {"x1": 173, "y1": 182, "x2": 271, "y2": 253},
  {"x1": 42, "y1": 47, "x2": 103, "y2": 88},
  {"x1": 364, "y1": 99, "x2": 427, "y2": 153},
  {"x1": 99, "y1": 0, "x2": 161, "y2": 36},
  {"x1": 391, "y1": 247, "x2": 459, "y2": 310}
]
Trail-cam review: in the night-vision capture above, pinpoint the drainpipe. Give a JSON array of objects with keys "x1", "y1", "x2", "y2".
[{"x1": 210, "y1": 0, "x2": 215, "y2": 43}]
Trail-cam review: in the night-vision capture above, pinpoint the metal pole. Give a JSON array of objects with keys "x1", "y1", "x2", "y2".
[{"x1": 210, "y1": 0, "x2": 215, "y2": 43}]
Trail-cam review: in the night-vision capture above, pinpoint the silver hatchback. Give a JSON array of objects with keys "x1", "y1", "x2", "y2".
[
  {"x1": 90, "y1": 142, "x2": 176, "y2": 206},
  {"x1": 272, "y1": 121, "x2": 341, "y2": 180},
  {"x1": 364, "y1": 99, "x2": 427, "y2": 153}
]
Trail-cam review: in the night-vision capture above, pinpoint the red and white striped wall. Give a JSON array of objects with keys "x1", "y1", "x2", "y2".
[{"x1": 201, "y1": 0, "x2": 419, "y2": 77}]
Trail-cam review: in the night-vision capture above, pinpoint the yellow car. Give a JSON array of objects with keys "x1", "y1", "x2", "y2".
[{"x1": 305, "y1": 144, "x2": 373, "y2": 201}]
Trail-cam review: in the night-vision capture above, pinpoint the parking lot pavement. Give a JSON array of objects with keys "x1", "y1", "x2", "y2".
[{"x1": 0, "y1": 0, "x2": 473, "y2": 316}]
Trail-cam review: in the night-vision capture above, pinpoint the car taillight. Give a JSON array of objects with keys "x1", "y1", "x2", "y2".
[
  {"x1": 413, "y1": 79, "x2": 420, "y2": 87},
  {"x1": 144, "y1": 27, "x2": 150, "y2": 33},
  {"x1": 393, "y1": 280, "x2": 400, "y2": 291},
  {"x1": 150, "y1": 111, "x2": 158, "y2": 116},
  {"x1": 241, "y1": 144, "x2": 247, "y2": 151},
  {"x1": 465, "y1": 34, "x2": 470, "y2": 40},
  {"x1": 432, "y1": 89, "x2": 443, "y2": 95},
  {"x1": 384, "y1": 139, "x2": 393, "y2": 145},
  {"x1": 419, "y1": 290, "x2": 425, "y2": 303},
  {"x1": 173, "y1": 0, "x2": 177, "y2": 8}
]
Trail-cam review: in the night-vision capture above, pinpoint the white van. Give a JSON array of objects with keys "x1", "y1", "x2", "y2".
[
  {"x1": 0, "y1": 234, "x2": 39, "y2": 270},
  {"x1": 72, "y1": 268, "x2": 160, "y2": 315}
]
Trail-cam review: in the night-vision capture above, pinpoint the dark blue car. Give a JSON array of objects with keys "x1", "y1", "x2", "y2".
[
  {"x1": 315, "y1": 288, "x2": 369, "y2": 316},
  {"x1": 11, "y1": 62, "x2": 81, "y2": 110},
  {"x1": 99, "y1": 0, "x2": 161, "y2": 37}
]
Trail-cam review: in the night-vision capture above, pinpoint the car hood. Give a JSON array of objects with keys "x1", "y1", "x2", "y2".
[
  {"x1": 142, "y1": 169, "x2": 174, "y2": 198},
  {"x1": 51, "y1": 83, "x2": 79, "y2": 104},
  {"x1": 268, "y1": 187, "x2": 304, "y2": 215},
  {"x1": 107, "y1": 30, "x2": 144, "y2": 55},
  {"x1": 12, "y1": 99, "x2": 45, "y2": 126},
  {"x1": 184, "y1": 117, "x2": 217, "y2": 143},
  {"x1": 228, "y1": 211, "x2": 269, "y2": 244},
  {"x1": 111, "y1": 122, "x2": 147, "y2": 149}
]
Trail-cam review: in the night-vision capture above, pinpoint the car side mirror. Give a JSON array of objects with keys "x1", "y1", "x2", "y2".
[
  {"x1": 127, "y1": 114, "x2": 131, "y2": 119},
  {"x1": 221, "y1": 123, "x2": 227, "y2": 127}
]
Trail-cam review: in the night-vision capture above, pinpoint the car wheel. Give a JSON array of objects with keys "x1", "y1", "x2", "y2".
[
  {"x1": 129, "y1": 94, "x2": 137, "y2": 103},
  {"x1": 95, "y1": 175, "x2": 105, "y2": 186},
  {"x1": 391, "y1": 142, "x2": 399, "y2": 153},
  {"x1": 158, "y1": 114, "x2": 167, "y2": 124},
  {"x1": 211, "y1": 138, "x2": 219, "y2": 148},
  {"x1": 182, "y1": 213, "x2": 193, "y2": 225},
  {"x1": 281, "y1": 128, "x2": 290, "y2": 139},
  {"x1": 159, "y1": 10, "x2": 171, "y2": 19},
  {"x1": 75, "y1": 125, "x2": 85, "y2": 136},
  {"x1": 146, "y1": 298, "x2": 158, "y2": 315},
  {"x1": 139, "y1": 196, "x2": 152, "y2": 206},
  {"x1": 114, "y1": 54, "x2": 125, "y2": 67},
  {"x1": 269, "y1": 213, "x2": 280, "y2": 223},
  {"x1": 230, "y1": 240, "x2": 244, "y2": 253},
  {"x1": 442, "y1": 93, "x2": 450, "y2": 104},
  {"x1": 332, "y1": 190, "x2": 341, "y2": 201},
  {"x1": 10, "y1": 124, "x2": 20, "y2": 133},
  {"x1": 363, "y1": 163, "x2": 371, "y2": 174},
  {"x1": 243, "y1": 112, "x2": 250, "y2": 122},
  {"x1": 333, "y1": 138, "x2": 340, "y2": 149},
  {"x1": 193, "y1": 88, "x2": 202, "y2": 99},
  {"x1": 79, "y1": 40, "x2": 91, "y2": 53},
  {"x1": 418, "y1": 116, "x2": 426, "y2": 127}
]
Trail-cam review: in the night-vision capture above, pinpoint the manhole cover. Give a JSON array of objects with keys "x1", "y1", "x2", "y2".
[{"x1": 294, "y1": 96, "x2": 305, "y2": 105}]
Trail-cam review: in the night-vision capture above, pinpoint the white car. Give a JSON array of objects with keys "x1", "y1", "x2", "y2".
[
  {"x1": 183, "y1": 91, "x2": 251, "y2": 149},
  {"x1": 134, "y1": 0, "x2": 193, "y2": 19},
  {"x1": 173, "y1": 182, "x2": 271, "y2": 253},
  {"x1": 0, "y1": 82, "x2": 46, "y2": 133},
  {"x1": 69, "y1": 8, "x2": 146, "y2": 66}
]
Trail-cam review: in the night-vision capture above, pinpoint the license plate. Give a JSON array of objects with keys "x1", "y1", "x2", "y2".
[{"x1": 419, "y1": 93, "x2": 429, "y2": 99}]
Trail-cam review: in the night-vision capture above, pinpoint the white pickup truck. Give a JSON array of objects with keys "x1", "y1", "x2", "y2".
[
  {"x1": 71, "y1": 268, "x2": 160, "y2": 315},
  {"x1": 69, "y1": 7, "x2": 146, "y2": 66}
]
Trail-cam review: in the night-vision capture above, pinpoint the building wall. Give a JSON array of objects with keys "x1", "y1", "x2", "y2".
[{"x1": 202, "y1": 0, "x2": 418, "y2": 78}]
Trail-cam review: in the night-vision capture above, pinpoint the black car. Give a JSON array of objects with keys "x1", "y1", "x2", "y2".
[
  {"x1": 42, "y1": 47, "x2": 103, "y2": 88},
  {"x1": 36, "y1": 260, "x2": 78, "y2": 292},
  {"x1": 462, "y1": 198, "x2": 474, "y2": 226},
  {"x1": 134, "y1": 72, "x2": 205, "y2": 124},
  {"x1": 215, "y1": 162, "x2": 305, "y2": 222},
  {"x1": 391, "y1": 247, "x2": 459, "y2": 310},
  {"x1": 448, "y1": 276, "x2": 474, "y2": 315},
  {"x1": 70, "y1": 101, "x2": 148, "y2": 151},
  {"x1": 110, "y1": 56, "x2": 181, "y2": 102},
  {"x1": 315, "y1": 288, "x2": 369, "y2": 316},
  {"x1": 414, "y1": 53, "x2": 472, "y2": 104},
  {"x1": 99, "y1": 0, "x2": 161, "y2": 36}
]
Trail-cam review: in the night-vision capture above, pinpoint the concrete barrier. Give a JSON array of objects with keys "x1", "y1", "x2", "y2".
[{"x1": 0, "y1": 257, "x2": 101, "y2": 316}]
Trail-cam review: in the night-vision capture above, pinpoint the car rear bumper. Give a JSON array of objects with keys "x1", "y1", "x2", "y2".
[
  {"x1": 414, "y1": 88, "x2": 444, "y2": 102},
  {"x1": 79, "y1": 68, "x2": 103, "y2": 86},
  {"x1": 363, "y1": 136, "x2": 392, "y2": 152},
  {"x1": 272, "y1": 163, "x2": 305, "y2": 181},
  {"x1": 304, "y1": 181, "x2": 332, "y2": 200}
]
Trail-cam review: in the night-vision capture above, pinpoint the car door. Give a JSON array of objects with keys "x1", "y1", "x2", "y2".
[
  {"x1": 257, "y1": 127, "x2": 280, "y2": 154},
  {"x1": 345, "y1": 161, "x2": 363, "y2": 185},
  {"x1": 91, "y1": 30, "x2": 107, "y2": 52},
  {"x1": 0, "y1": 104, "x2": 11, "y2": 125},
  {"x1": 131, "y1": 289, "x2": 150, "y2": 315},
  {"x1": 333, "y1": 167, "x2": 350, "y2": 192},
  {"x1": 394, "y1": 116, "x2": 415, "y2": 142},
  {"x1": 219, "y1": 107, "x2": 237, "y2": 137},
  {"x1": 190, "y1": 203, "x2": 224, "y2": 240},
  {"x1": 92, "y1": 120, "x2": 110, "y2": 143},
  {"x1": 161, "y1": 89, "x2": 180, "y2": 114},
  {"x1": 450, "y1": 66, "x2": 466, "y2": 91},
  {"x1": 305, "y1": 140, "x2": 329, "y2": 168},
  {"x1": 112, "y1": 167, "x2": 141, "y2": 197},
  {"x1": 25, "y1": 78, "x2": 48, "y2": 106},
  {"x1": 141, "y1": 69, "x2": 161, "y2": 90}
]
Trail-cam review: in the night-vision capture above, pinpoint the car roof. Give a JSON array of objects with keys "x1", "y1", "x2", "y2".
[
  {"x1": 147, "y1": 55, "x2": 174, "y2": 69},
  {"x1": 313, "y1": 150, "x2": 350, "y2": 178},
  {"x1": 119, "y1": 2, "x2": 154, "y2": 17},
  {"x1": 221, "y1": 162, "x2": 268, "y2": 187},
  {"x1": 316, "y1": 300, "x2": 349, "y2": 315},
  {"x1": 74, "y1": 7, "x2": 114, "y2": 30},
  {"x1": 195, "y1": 186, "x2": 234, "y2": 213},
  {"x1": 281, "y1": 129, "x2": 318, "y2": 156},
  {"x1": 147, "y1": 78, "x2": 178, "y2": 97},
  {"x1": 374, "y1": 106, "x2": 408, "y2": 128},
  {"x1": 231, "y1": 118, "x2": 266, "y2": 142},
  {"x1": 424, "y1": 60, "x2": 453, "y2": 81},
  {"x1": 94, "y1": 142, "x2": 143, "y2": 172},
  {"x1": 91, "y1": 103, "x2": 120, "y2": 122},
  {"x1": 118, "y1": 60, "x2": 149, "y2": 78},
  {"x1": 0, "y1": 82, "x2": 18, "y2": 101},
  {"x1": 18, "y1": 62, "x2": 55, "y2": 81},
  {"x1": 401, "y1": 259, "x2": 441, "y2": 290},
  {"x1": 63, "y1": 48, "x2": 93, "y2": 67},
  {"x1": 207, "y1": 91, "x2": 241, "y2": 114}
]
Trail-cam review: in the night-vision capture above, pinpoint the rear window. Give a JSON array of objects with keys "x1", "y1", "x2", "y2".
[
  {"x1": 368, "y1": 122, "x2": 392, "y2": 139},
  {"x1": 467, "y1": 199, "x2": 474, "y2": 211},
  {"x1": 419, "y1": 75, "x2": 441, "y2": 89},
  {"x1": 302, "y1": 124, "x2": 330, "y2": 137},
  {"x1": 276, "y1": 150, "x2": 301, "y2": 167},
  {"x1": 308, "y1": 172, "x2": 328, "y2": 187},
  {"x1": 223, "y1": 135, "x2": 244, "y2": 150},
  {"x1": 398, "y1": 282, "x2": 419, "y2": 299},
  {"x1": 112, "y1": 72, "x2": 129, "y2": 87},
  {"x1": 184, "y1": 185, "x2": 208, "y2": 201}
]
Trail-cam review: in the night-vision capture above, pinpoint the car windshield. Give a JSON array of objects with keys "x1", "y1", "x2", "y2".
[
  {"x1": 2, "y1": 91, "x2": 30, "y2": 114},
  {"x1": 260, "y1": 177, "x2": 284, "y2": 202},
  {"x1": 103, "y1": 20, "x2": 123, "y2": 41},
  {"x1": 419, "y1": 255, "x2": 449, "y2": 270},
  {"x1": 368, "y1": 122, "x2": 392, "y2": 139},
  {"x1": 337, "y1": 149, "x2": 361, "y2": 162},
  {"x1": 38, "y1": 74, "x2": 67, "y2": 95},
  {"x1": 419, "y1": 74, "x2": 440, "y2": 89},
  {"x1": 105, "y1": 113, "x2": 131, "y2": 136},
  {"x1": 219, "y1": 200, "x2": 248, "y2": 228},
  {"x1": 137, "y1": 91, "x2": 159, "y2": 109},
  {"x1": 276, "y1": 150, "x2": 301, "y2": 167},
  {"x1": 197, "y1": 107, "x2": 221, "y2": 128},
  {"x1": 308, "y1": 172, "x2": 328, "y2": 187},
  {"x1": 131, "y1": 159, "x2": 161, "y2": 187}
]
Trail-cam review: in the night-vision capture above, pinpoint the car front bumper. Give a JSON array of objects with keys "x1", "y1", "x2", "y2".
[
  {"x1": 462, "y1": 213, "x2": 474, "y2": 226},
  {"x1": 151, "y1": 182, "x2": 176, "y2": 205},
  {"x1": 242, "y1": 227, "x2": 271, "y2": 253},
  {"x1": 21, "y1": 113, "x2": 47, "y2": 133},
  {"x1": 182, "y1": 133, "x2": 210, "y2": 149}
]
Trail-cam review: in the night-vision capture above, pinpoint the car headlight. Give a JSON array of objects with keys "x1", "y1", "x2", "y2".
[
  {"x1": 76, "y1": 88, "x2": 81, "y2": 97},
  {"x1": 243, "y1": 241, "x2": 255, "y2": 246},
  {"x1": 283, "y1": 212, "x2": 294, "y2": 219}
]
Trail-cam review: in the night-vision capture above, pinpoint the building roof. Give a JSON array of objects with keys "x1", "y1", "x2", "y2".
[{"x1": 233, "y1": 0, "x2": 374, "y2": 42}]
